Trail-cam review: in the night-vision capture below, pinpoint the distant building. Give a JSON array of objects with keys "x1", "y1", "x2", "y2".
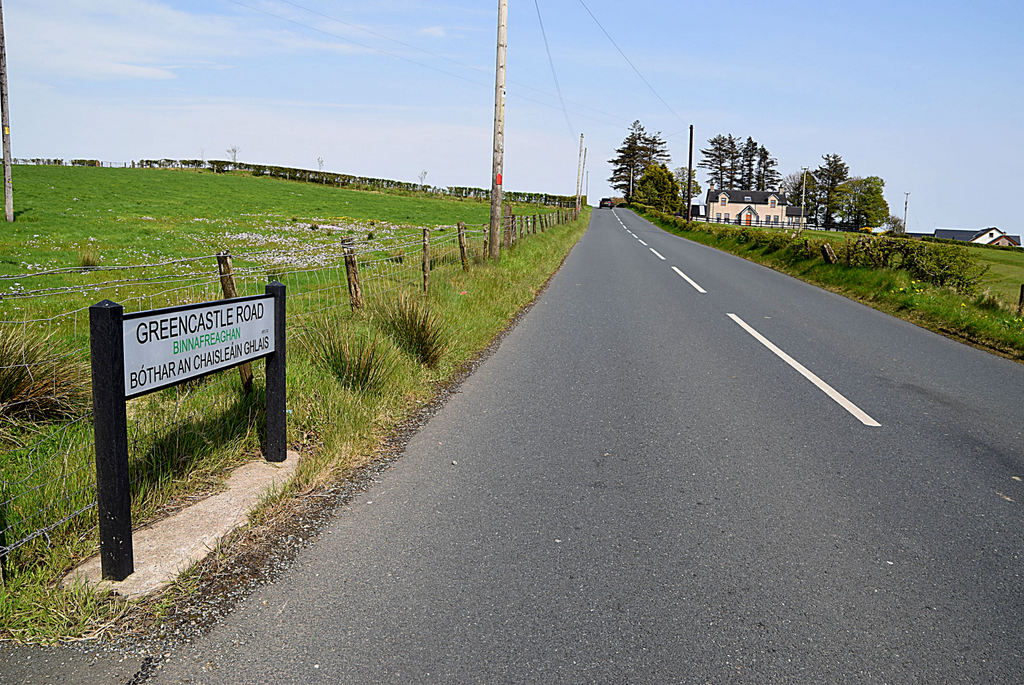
[
  {"x1": 926, "y1": 227, "x2": 1022, "y2": 247},
  {"x1": 705, "y1": 189, "x2": 787, "y2": 226}
]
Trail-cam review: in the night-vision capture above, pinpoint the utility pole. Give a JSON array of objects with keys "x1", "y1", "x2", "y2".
[
  {"x1": 574, "y1": 134, "x2": 584, "y2": 212},
  {"x1": 628, "y1": 166, "x2": 633, "y2": 202},
  {"x1": 488, "y1": 0, "x2": 508, "y2": 261},
  {"x1": 580, "y1": 147, "x2": 587, "y2": 209},
  {"x1": 903, "y1": 192, "x2": 910, "y2": 233},
  {"x1": 800, "y1": 166, "x2": 808, "y2": 233},
  {"x1": 0, "y1": 0, "x2": 13, "y2": 222},
  {"x1": 685, "y1": 124, "x2": 694, "y2": 222}
]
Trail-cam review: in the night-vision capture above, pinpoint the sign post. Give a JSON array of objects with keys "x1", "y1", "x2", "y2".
[
  {"x1": 90, "y1": 300, "x2": 133, "y2": 581},
  {"x1": 90, "y1": 283, "x2": 286, "y2": 580},
  {"x1": 264, "y1": 281, "x2": 286, "y2": 462}
]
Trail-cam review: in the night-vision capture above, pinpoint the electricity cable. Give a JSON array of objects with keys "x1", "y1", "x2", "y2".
[
  {"x1": 576, "y1": 0, "x2": 687, "y2": 126},
  {"x1": 533, "y1": 0, "x2": 575, "y2": 139}
]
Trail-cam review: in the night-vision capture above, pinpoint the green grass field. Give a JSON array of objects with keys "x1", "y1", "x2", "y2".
[
  {"x1": 6, "y1": 165, "x2": 539, "y2": 272},
  {"x1": 0, "y1": 165, "x2": 589, "y2": 642}
]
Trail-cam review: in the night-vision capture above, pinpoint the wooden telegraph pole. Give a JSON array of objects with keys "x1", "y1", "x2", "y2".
[
  {"x1": 0, "y1": 0, "x2": 13, "y2": 222},
  {"x1": 685, "y1": 124, "x2": 694, "y2": 222},
  {"x1": 488, "y1": 0, "x2": 508, "y2": 261},
  {"x1": 574, "y1": 133, "x2": 584, "y2": 212}
]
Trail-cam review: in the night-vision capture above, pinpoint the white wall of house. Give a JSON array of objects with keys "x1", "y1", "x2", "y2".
[{"x1": 711, "y1": 192, "x2": 785, "y2": 225}]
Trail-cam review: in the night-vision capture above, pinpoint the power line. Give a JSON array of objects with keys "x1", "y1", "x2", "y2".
[
  {"x1": 576, "y1": 0, "x2": 687, "y2": 126},
  {"x1": 226, "y1": 0, "x2": 629, "y2": 130},
  {"x1": 533, "y1": 0, "x2": 574, "y2": 138}
]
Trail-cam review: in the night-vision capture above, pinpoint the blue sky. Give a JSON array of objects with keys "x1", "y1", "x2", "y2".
[{"x1": 7, "y1": 0, "x2": 1023, "y2": 232}]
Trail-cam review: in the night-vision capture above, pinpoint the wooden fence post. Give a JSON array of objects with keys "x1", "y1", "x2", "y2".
[
  {"x1": 0, "y1": 491, "x2": 8, "y2": 588},
  {"x1": 422, "y1": 227, "x2": 430, "y2": 293},
  {"x1": 216, "y1": 251, "x2": 253, "y2": 393},
  {"x1": 342, "y1": 238, "x2": 363, "y2": 310},
  {"x1": 1017, "y1": 284, "x2": 1024, "y2": 317},
  {"x1": 457, "y1": 221, "x2": 469, "y2": 272},
  {"x1": 532, "y1": 215, "x2": 537, "y2": 234},
  {"x1": 518, "y1": 215, "x2": 523, "y2": 241}
]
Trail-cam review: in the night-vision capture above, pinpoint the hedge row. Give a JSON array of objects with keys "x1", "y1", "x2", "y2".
[
  {"x1": 132, "y1": 158, "x2": 578, "y2": 207},
  {"x1": 633, "y1": 205, "x2": 989, "y2": 296}
]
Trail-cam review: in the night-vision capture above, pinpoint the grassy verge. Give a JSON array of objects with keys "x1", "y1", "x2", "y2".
[
  {"x1": 630, "y1": 207, "x2": 1024, "y2": 359},
  {"x1": 0, "y1": 172, "x2": 590, "y2": 642}
]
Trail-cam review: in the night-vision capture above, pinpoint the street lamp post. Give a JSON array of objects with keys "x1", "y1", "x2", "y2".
[{"x1": 903, "y1": 192, "x2": 910, "y2": 234}]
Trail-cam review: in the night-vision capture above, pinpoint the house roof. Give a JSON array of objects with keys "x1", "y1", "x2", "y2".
[
  {"x1": 785, "y1": 205, "x2": 809, "y2": 216},
  {"x1": 705, "y1": 189, "x2": 787, "y2": 206},
  {"x1": 929, "y1": 228, "x2": 974, "y2": 241},
  {"x1": 934, "y1": 227, "x2": 1009, "y2": 243}
]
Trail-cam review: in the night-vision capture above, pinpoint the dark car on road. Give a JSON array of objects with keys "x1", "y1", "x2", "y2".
[{"x1": 599, "y1": 198, "x2": 613, "y2": 208}]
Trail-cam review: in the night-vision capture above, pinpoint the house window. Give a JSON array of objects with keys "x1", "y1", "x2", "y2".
[
  {"x1": 716, "y1": 213, "x2": 721, "y2": 221},
  {"x1": 744, "y1": 196, "x2": 752, "y2": 202},
  {"x1": 720, "y1": 196, "x2": 727, "y2": 206},
  {"x1": 770, "y1": 198, "x2": 776, "y2": 208},
  {"x1": 725, "y1": 213, "x2": 730, "y2": 222}
]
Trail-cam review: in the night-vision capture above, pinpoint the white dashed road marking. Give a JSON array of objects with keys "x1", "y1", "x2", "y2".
[
  {"x1": 727, "y1": 314, "x2": 881, "y2": 427},
  {"x1": 649, "y1": 248, "x2": 666, "y2": 260},
  {"x1": 671, "y1": 266, "x2": 707, "y2": 294}
]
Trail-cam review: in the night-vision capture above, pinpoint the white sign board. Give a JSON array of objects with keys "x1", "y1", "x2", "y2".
[{"x1": 122, "y1": 295, "x2": 275, "y2": 398}]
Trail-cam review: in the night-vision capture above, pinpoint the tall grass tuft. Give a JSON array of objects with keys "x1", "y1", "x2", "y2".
[
  {"x1": 0, "y1": 326, "x2": 90, "y2": 421},
  {"x1": 300, "y1": 321, "x2": 401, "y2": 394},
  {"x1": 374, "y1": 293, "x2": 451, "y2": 368},
  {"x1": 78, "y1": 246, "x2": 99, "y2": 270}
]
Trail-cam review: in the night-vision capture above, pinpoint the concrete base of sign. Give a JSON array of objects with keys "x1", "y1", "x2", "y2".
[{"x1": 63, "y1": 450, "x2": 301, "y2": 599}]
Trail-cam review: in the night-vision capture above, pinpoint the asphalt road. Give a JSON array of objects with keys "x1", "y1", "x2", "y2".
[{"x1": 11, "y1": 208, "x2": 1024, "y2": 683}]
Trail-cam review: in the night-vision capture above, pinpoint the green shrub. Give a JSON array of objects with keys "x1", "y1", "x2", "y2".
[
  {"x1": 0, "y1": 326, "x2": 90, "y2": 421},
  {"x1": 374, "y1": 293, "x2": 451, "y2": 368}
]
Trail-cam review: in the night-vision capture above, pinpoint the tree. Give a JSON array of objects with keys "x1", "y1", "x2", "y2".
[
  {"x1": 673, "y1": 167, "x2": 702, "y2": 202},
  {"x1": 226, "y1": 145, "x2": 239, "y2": 164},
  {"x1": 813, "y1": 153, "x2": 849, "y2": 229},
  {"x1": 882, "y1": 215, "x2": 905, "y2": 234},
  {"x1": 633, "y1": 163, "x2": 681, "y2": 214},
  {"x1": 755, "y1": 145, "x2": 781, "y2": 191},
  {"x1": 698, "y1": 134, "x2": 740, "y2": 190},
  {"x1": 739, "y1": 137, "x2": 758, "y2": 189},
  {"x1": 837, "y1": 176, "x2": 889, "y2": 228},
  {"x1": 608, "y1": 120, "x2": 670, "y2": 200},
  {"x1": 700, "y1": 134, "x2": 780, "y2": 191}
]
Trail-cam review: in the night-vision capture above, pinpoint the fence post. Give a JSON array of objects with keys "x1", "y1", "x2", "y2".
[
  {"x1": 532, "y1": 215, "x2": 537, "y2": 234},
  {"x1": 422, "y1": 227, "x2": 430, "y2": 293},
  {"x1": 1017, "y1": 284, "x2": 1024, "y2": 317},
  {"x1": 90, "y1": 300, "x2": 133, "y2": 581},
  {"x1": 216, "y1": 252, "x2": 254, "y2": 393},
  {"x1": 265, "y1": 282, "x2": 287, "y2": 463},
  {"x1": 341, "y1": 238, "x2": 363, "y2": 310},
  {"x1": 457, "y1": 221, "x2": 469, "y2": 272},
  {"x1": 0, "y1": 487, "x2": 8, "y2": 587}
]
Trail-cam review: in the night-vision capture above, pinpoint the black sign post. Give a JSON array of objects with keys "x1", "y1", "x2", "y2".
[
  {"x1": 89, "y1": 282, "x2": 287, "y2": 581},
  {"x1": 265, "y1": 281, "x2": 286, "y2": 462},
  {"x1": 89, "y1": 299, "x2": 133, "y2": 581}
]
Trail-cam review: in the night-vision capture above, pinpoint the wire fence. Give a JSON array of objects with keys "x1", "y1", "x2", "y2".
[{"x1": 0, "y1": 209, "x2": 574, "y2": 577}]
